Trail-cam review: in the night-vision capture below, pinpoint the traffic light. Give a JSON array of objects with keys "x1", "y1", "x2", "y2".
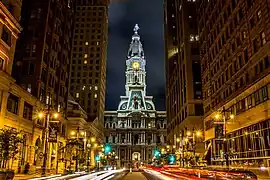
[
  {"x1": 168, "y1": 154, "x2": 176, "y2": 164},
  {"x1": 104, "y1": 144, "x2": 112, "y2": 154},
  {"x1": 95, "y1": 155, "x2": 100, "y2": 161},
  {"x1": 154, "y1": 149, "x2": 160, "y2": 156}
]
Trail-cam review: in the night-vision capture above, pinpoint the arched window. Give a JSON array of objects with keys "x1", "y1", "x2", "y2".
[
  {"x1": 105, "y1": 123, "x2": 109, "y2": 129},
  {"x1": 112, "y1": 123, "x2": 116, "y2": 129}
]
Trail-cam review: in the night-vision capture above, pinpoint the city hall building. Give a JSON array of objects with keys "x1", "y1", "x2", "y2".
[{"x1": 104, "y1": 25, "x2": 167, "y2": 168}]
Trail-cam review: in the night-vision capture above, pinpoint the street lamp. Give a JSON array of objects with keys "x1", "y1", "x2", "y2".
[
  {"x1": 214, "y1": 107, "x2": 234, "y2": 168},
  {"x1": 196, "y1": 130, "x2": 202, "y2": 137},
  {"x1": 70, "y1": 127, "x2": 86, "y2": 172},
  {"x1": 91, "y1": 137, "x2": 96, "y2": 143},
  {"x1": 39, "y1": 109, "x2": 60, "y2": 176}
]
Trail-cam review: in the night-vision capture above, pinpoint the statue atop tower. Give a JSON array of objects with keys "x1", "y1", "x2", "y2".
[
  {"x1": 133, "y1": 24, "x2": 140, "y2": 34},
  {"x1": 128, "y1": 24, "x2": 144, "y2": 58}
]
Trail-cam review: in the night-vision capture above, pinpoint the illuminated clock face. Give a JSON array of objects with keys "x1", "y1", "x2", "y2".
[{"x1": 132, "y1": 62, "x2": 140, "y2": 69}]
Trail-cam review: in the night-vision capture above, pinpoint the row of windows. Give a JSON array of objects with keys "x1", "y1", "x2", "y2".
[
  {"x1": 75, "y1": 22, "x2": 103, "y2": 28},
  {"x1": 76, "y1": 11, "x2": 103, "y2": 17},
  {"x1": 214, "y1": 119, "x2": 270, "y2": 160},
  {"x1": 205, "y1": 54, "x2": 270, "y2": 113},
  {"x1": 70, "y1": 78, "x2": 99, "y2": 84},
  {"x1": 205, "y1": 84, "x2": 269, "y2": 131},
  {"x1": 76, "y1": 6, "x2": 105, "y2": 11}
]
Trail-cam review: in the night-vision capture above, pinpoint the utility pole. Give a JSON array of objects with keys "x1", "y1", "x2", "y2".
[
  {"x1": 42, "y1": 107, "x2": 50, "y2": 176},
  {"x1": 222, "y1": 106, "x2": 229, "y2": 168}
]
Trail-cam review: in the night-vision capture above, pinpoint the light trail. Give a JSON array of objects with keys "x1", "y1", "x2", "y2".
[
  {"x1": 71, "y1": 171, "x2": 107, "y2": 180},
  {"x1": 93, "y1": 169, "x2": 125, "y2": 180},
  {"x1": 144, "y1": 169, "x2": 175, "y2": 180}
]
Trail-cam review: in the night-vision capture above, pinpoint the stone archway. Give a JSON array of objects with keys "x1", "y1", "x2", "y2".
[
  {"x1": 132, "y1": 152, "x2": 140, "y2": 169},
  {"x1": 132, "y1": 152, "x2": 140, "y2": 161}
]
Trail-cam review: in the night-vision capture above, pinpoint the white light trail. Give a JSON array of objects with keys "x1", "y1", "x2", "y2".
[
  {"x1": 71, "y1": 171, "x2": 107, "y2": 180},
  {"x1": 93, "y1": 169, "x2": 125, "y2": 180},
  {"x1": 102, "y1": 174, "x2": 115, "y2": 180}
]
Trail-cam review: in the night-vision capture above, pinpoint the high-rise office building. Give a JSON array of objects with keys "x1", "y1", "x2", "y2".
[
  {"x1": 198, "y1": 0, "x2": 270, "y2": 167},
  {"x1": 70, "y1": 0, "x2": 109, "y2": 128},
  {"x1": 164, "y1": 0, "x2": 203, "y2": 150},
  {"x1": 13, "y1": 0, "x2": 74, "y2": 116}
]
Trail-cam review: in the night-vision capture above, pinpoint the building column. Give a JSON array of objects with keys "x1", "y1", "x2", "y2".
[
  {"x1": 90, "y1": 149, "x2": 95, "y2": 167},
  {"x1": 0, "y1": 91, "x2": 9, "y2": 127},
  {"x1": 18, "y1": 97, "x2": 25, "y2": 118},
  {"x1": 143, "y1": 132, "x2": 146, "y2": 144}
]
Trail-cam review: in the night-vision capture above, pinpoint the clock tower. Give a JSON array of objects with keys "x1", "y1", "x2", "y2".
[
  {"x1": 117, "y1": 24, "x2": 154, "y2": 112},
  {"x1": 125, "y1": 24, "x2": 147, "y2": 96},
  {"x1": 104, "y1": 25, "x2": 167, "y2": 168}
]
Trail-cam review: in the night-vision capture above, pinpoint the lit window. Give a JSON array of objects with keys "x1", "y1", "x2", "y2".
[
  {"x1": 195, "y1": 35, "x2": 199, "y2": 41},
  {"x1": 243, "y1": 31, "x2": 247, "y2": 39},
  {"x1": 58, "y1": 104, "x2": 61, "y2": 112},
  {"x1": 173, "y1": 26, "x2": 175, "y2": 28},
  {"x1": 76, "y1": 93, "x2": 79, "y2": 98},
  {"x1": 94, "y1": 94, "x2": 97, "y2": 98},
  {"x1": 84, "y1": 54, "x2": 88, "y2": 58},
  {"x1": 0, "y1": 57, "x2": 4, "y2": 70},
  {"x1": 189, "y1": 16, "x2": 192, "y2": 19},
  {"x1": 172, "y1": 14, "x2": 175, "y2": 17},
  {"x1": 84, "y1": 60, "x2": 87, "y2": 64},
  {"x1": 89, "y1": 86, "x2": 92, "y2": 90},
  {"x1": 94, "y1": 86, "x2": 98, "y2": 90},
  {"x1": 257, "y1": 10, "x2": 262, "y2": 19},
  {"x1": 85, "y1": 41, "x2": 89, "y2": 45},
  {"x1": 46, "y1": 95, "x2": 49, "y2": 105},
  {"x1": 261, "y1": 32, "x2": 266, "y2": 45},
  {"x1": 190, "y1": 34, "x2": 195, "y2": 41},
  {"x1": 96, "y1": 41, "x2": 99, "y2": 45},
  {"x1": 27, "y1": 84, "x2": 31, "y2": 93},
  {"x1": 82, "y1": 85, "x2": 85, "y2": 90}
]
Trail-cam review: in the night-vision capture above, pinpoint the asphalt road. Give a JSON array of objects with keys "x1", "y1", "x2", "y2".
[{"x1": 109, "y1": 170, "x2": 162, "y2": 180}]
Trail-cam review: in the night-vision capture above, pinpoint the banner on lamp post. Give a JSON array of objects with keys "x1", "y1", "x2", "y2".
[{"x1": 48, "y1": 122, "x2": 58, "y2": 142}]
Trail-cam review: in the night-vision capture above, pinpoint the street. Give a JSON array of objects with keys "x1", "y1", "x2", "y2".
[{"x1": 18, "y1": 166, "x2": 268, "y2": 180}]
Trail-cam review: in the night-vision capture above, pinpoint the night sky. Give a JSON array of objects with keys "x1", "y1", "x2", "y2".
[{"x1": 105, "y1": 0, "x2": 165, "y2": 111}]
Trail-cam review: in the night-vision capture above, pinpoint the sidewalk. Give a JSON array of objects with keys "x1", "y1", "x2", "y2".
[
  {"x1": 14, "y1": 174, "x2": 41, "y2": 180},
  {"x1": 257, "y1": 175, "x2": 270, "y2": 180},
  {"x1": 14, "y1": 173, "x2": 58, "y2": 180}
]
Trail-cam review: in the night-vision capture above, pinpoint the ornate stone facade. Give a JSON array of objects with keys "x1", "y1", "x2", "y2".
[{"x1": 104, "y1": 25, "x2": 167, "y2": 168}]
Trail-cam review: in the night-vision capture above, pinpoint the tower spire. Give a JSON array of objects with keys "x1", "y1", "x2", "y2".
[{"x1": 128, "y1": 24, "x2": 144, "y2": 58}]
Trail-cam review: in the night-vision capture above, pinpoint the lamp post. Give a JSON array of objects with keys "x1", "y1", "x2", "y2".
[
  {"x1": 70, "y1": 127, "x2": 86, "y2": 172},
  {"x1": 178, "y1": 129, "x2": 202, "y2": 167},
  {"x1": 214, "y1": 106, "x2": 234, "y2": 168},
  {"x1": 39, "y1": 109, "x2": 59, "y2": 176},
  {"x1": 70, "y1": 129, "x2": 97, "y2": 172}
]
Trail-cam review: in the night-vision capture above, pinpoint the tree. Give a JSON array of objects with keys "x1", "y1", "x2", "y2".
[{"x1": 0, "y1": 128, "x2": 23, "y2": 169}]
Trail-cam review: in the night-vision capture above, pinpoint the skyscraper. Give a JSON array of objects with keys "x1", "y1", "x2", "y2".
[
  {"x1": 198, "y1": 0, "x2": 270, "y2": 166},
  {"x1": 13, "y1": 0, "x2": 74, "y2": 116},
  {"x1": 164, "y1": 0, "x2": 203, "y2": 148},
  {"x1": 70, "y1": 0, "x2": 109, "y2": 128}
]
